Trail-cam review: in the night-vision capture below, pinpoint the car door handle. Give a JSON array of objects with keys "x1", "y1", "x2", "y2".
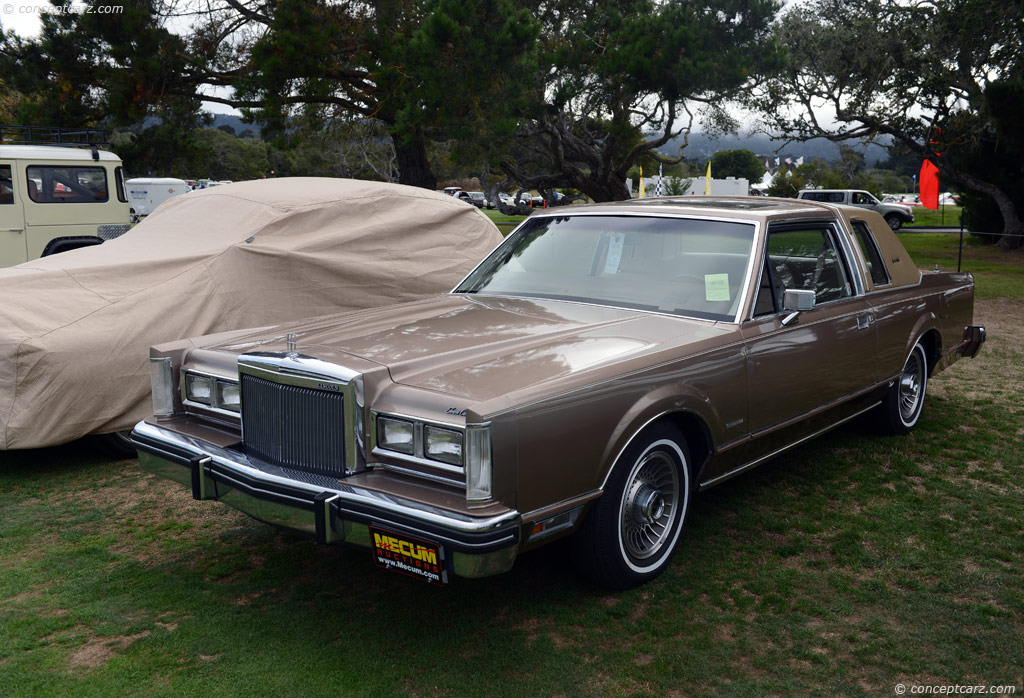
[
  {"x1": 5, "y1": 227, "x2": 23, "y2": 233},
  {"x1": 857, "y1": 314, "x2": 874, "y2": 330}
]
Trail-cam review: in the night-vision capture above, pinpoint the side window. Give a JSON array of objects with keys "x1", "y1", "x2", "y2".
[
  {"x1": 852, "y1": 192, "x2": 869, "y2": 204},
  {"x1": 25, "y1": 166, "x2": 109, "y2": 203},
  {"x1": 0, "y1": 165, "x2": 13, "y2": 204},
  {"x1": 827, "y1": 192, "x2": 844, "y2": 203},
  {"x1": 115, "y1": 166, "x2": 127, "y2": 203},
  {"x1": 762, "y1": 226, "x2": 853, "y2": 306},
  {"x1": 851, "y1": 220, "x2": 890, "y2": 287}
]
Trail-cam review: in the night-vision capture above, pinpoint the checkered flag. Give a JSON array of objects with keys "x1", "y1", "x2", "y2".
[{"x1": 653, "y1": 163, "x2": 664, "y2": 197}]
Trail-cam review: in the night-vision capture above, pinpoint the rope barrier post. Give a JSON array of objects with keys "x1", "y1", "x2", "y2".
[{"x1": 958, "y1": 210, "x2": 964, "y2": 273}]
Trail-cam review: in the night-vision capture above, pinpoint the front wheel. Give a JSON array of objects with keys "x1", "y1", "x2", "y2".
[
  {"x1": 573, "y1": 423, "x2": 692, "y2": 589},
  {"x1": 92, "y1": 430, "x2": 138, "y2": 459},
  {"x1": 877, "y1": 342, "x2": 928, "y2": 434},
  {"x1": 885, "y1": 213, "x2": 903, "y2": 231}
]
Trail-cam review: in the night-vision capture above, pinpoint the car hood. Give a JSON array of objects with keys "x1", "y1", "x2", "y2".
[{"x1": 212, "y1": 294, "x2": 731, "y2": 403}]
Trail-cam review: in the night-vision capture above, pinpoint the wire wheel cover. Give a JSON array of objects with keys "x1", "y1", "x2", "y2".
[
  {"x1": 620, "y1": 449, "x2": 680, "y2": 560},
  {"x1": 899, "y1": 350, "x2": 924, "y2": 422}
]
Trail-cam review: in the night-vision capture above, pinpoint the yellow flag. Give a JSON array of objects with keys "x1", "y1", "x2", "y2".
[
  {"x1": 704, "y1": 161, "x2": 712, "y2": 195},
  {"x1": 639, "y1": 165, "x2": 645, "y2": 198}
]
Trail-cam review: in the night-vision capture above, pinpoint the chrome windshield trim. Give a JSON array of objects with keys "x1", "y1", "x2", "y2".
[
  {"x1": 450, "y1": 212, "x2": 762, "y2": 325},
  {"x1": 133, "y1": 420, "x2": 519, "y2": 535},
  {"x1": 455, "y1": 293, "x2": 729, "y2": 326}
]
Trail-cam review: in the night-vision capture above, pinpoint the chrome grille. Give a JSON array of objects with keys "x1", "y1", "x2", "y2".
[{"x1": 241, "y1": 373, "x2": 346, "y2": 477}]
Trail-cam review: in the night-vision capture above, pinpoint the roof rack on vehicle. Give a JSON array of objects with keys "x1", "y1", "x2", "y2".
[{"x1": 0, "y1": 125, "x2": 111, "y2": 160}]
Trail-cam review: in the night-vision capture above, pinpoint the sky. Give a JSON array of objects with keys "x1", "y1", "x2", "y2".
[
  {"x1": 1, "y1": 1, "x2": 240, "y2": 114},
  {"x1": 1, "y1": 1, "x2": 56, "y2": 38}
]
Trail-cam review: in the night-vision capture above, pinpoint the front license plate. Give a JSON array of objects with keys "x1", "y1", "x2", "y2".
[{"x1": 370, "y1": 525, "x2": 448, "y2": 587}]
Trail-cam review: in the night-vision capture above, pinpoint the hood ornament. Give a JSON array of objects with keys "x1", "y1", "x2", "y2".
[{"x1": 286, "y1": 333, "x2": 297, "y2": 353}]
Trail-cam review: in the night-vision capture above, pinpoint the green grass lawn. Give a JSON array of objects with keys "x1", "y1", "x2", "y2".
[
  {"x1": 1, "y1": 235, "x2": 1021, "y2": 697},
  {"x1": 902, "y1": 205, "x2": 963, "y2": 228},
  {"x1": 480, "y1": 208, "x2": 527, "y2": 236},
  {"x1": 480, "y1": 208, "x2": 528, "y2": 225},
  {"x1": 899, "y1": 232, "x2": 1024, "y2": 300}
]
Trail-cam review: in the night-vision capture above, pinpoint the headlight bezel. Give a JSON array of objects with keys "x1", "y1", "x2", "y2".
[
  {"x1": 370, "y1": 410, "x2": 494, "y2": 504},
  {"x1": 180, "y1": 368, "x2": 241, "y2": 416}
]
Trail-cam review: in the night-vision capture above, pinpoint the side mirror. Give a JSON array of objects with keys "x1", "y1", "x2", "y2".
[
  {"x1": 783, "y1": 289, "x2": 816, "y2": 311},
  {"x1": 781, "y1": 289, "x2": 815, "y2": 326}
]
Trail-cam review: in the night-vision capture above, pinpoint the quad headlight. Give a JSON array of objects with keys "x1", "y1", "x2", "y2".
[
  {"x1": 377, "y1": 416, "x2": 415, "y2": 455},
  {"x1": 185, "y1": 373, "x2": 214, "y2": 403},
  {"x1": 373, "y1": 412, "x2": 492, "y2": 503},
  {"x1": 424, "y1": 425, "x2": 463, "y2": 466},
  {"x1": 182, "y1": 370, "x2": 241, "y2": 414}
]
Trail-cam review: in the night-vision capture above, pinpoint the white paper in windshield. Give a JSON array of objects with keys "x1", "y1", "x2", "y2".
[
  {"x1": 604, "y1": 233, "x2": 625, "y2": 274},
  {"x1": 705, "y1": 273, "x2": 730, "y2": 302}
]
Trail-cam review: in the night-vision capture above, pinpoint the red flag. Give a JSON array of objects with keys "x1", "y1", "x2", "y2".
[{"x1": 920, "y1": 159, "x2": 940, "y2": 209}]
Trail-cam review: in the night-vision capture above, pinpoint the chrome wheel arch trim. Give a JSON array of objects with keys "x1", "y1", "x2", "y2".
[{"x1": 598, "y1": 407, "x2": 712, "y2": 493}]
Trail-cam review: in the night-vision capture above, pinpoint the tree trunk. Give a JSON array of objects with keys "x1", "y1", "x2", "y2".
[
  {"x1": 940, "y1": 163, "x2": 1022, "y2": 250},
  {"x1": 991, "y1": 190, "x2": 1023, "y2": 250},
  {"x1": 579, "y1": 177, "x2": 632, "y2": 203},
  {"x1": 392, "y1": 131, "x2": 436, "y2": 191}
]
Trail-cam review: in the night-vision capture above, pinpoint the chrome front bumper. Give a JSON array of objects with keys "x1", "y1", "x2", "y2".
[{"x1": 131, "y1": 421, "x2": 521, "y2": 579}]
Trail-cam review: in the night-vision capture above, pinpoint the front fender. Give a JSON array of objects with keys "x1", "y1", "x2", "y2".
[{"x1": 597, "y1": 383, "x2": 719, "y2": 491}]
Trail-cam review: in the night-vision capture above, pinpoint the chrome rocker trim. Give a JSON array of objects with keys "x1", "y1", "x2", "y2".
[{"x1": 131, "y1": 420, "x2": 521, "y2": 579}]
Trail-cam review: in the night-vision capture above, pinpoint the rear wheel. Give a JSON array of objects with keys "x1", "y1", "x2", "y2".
[
  {"x1": 877, "y1": 342, "x2": 928, "y2": 434},
  {"x1": 573, "y1": 423, "x2": 692, "y2": 589}
]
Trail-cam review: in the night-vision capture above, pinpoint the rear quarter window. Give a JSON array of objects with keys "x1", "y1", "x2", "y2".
[{"x1": 851, "y1": 220, "x2": 891, "y2": 287}]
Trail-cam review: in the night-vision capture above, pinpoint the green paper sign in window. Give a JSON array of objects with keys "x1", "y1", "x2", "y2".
[{"x1": 705, "y1": 273, "x2": 730, "y2": 302}]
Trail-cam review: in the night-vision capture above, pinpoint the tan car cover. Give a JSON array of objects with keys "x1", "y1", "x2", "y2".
[{"x1": 0, "y1": 177, "x2": 502, "y2": 449}]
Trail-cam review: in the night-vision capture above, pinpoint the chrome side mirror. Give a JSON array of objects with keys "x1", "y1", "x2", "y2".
[{"x1": 781, "y1": 289, "x2": 815, "y2": 326}]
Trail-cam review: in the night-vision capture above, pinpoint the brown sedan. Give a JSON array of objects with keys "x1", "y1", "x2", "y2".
[{"x1": 132, "y1": 197, "x2": 985, "y2": 589}]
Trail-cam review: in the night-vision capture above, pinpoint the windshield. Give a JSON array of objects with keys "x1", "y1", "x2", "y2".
[{"x1": 455, "y1": 215, "x2": 756, "y2": 321}]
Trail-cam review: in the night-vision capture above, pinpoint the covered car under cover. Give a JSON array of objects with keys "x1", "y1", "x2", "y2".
[{"x1": 0, "y1": 177, "x2": 502, "y2": 450}]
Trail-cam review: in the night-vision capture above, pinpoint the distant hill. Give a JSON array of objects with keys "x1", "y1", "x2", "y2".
[
  {"x1": 209, "y1": 114, "x2": 263, "y2": 137},
  {"x1": 661, "y1": 131, "x2": 890, "y2": 166},
  {"x1": 202, "y1": 113, "x2": 888, "y2": 165}
]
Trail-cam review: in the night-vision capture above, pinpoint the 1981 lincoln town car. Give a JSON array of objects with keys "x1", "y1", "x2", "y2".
[{"x1": 132, "y1": 197, "x2": 986, "y2": 589}]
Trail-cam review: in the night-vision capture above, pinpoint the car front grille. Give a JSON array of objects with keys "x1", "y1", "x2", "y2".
[{"x1": 240, "y1": 373, "x2": 346, "y2": 478}]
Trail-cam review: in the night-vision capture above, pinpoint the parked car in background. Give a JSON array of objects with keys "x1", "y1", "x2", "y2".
[
  {"x1": 0, "y1": 178, "x2": 502, "y2": 453},
  {"x1": 0, "y1": 145, "x2": 131, "y2": 267},
  {"x1": 455, "y1": 191, "x2": 485, "y2": 208},
  {"x1": 797, "y1": 189, "x2": 914, "y2": 230},
  {"x1": 125, "y1": 177, "x2": 191, "y2": 221},
  {"x1": 133, "y1": 196, "x2": 983, "y2": 589}
]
